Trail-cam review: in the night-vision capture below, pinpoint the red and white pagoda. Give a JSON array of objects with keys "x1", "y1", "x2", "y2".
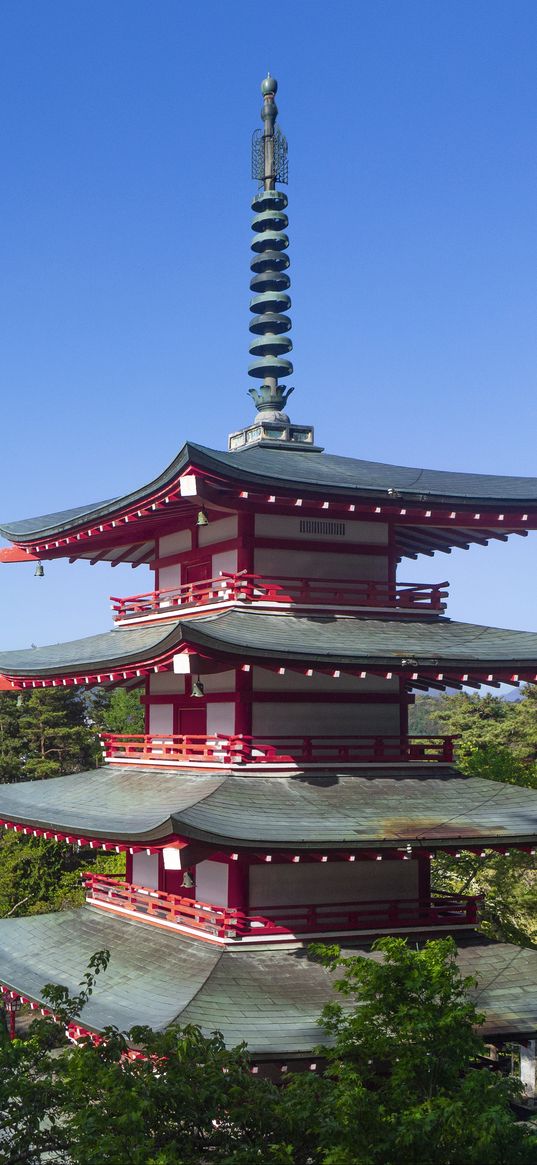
[{"x1": 0, "y1": 75, "x2": 537, "y2": 1071}]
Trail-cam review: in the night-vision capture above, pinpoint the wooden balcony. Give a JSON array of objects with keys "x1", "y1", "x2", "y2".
[
  {"x1": 101, "y1": 732, "x2": 457, "y2": 768},
  {"x1": 84, "y1": 874, "x2": 480, "y2": 944},
  {"x1": 110, "y1": 573, "x2": 448, "y2": 622}
]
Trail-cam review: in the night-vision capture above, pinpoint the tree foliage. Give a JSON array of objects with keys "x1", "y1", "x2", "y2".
[
  {"x1": 0, "y1": 687, "x2": 140, "y2": 919},
  {"x1": 0, "y1": 939, "x2": 535, "y2": 1165},
  {"x1": 410, "y1": 689, "x2": 537, "y2": 945}
]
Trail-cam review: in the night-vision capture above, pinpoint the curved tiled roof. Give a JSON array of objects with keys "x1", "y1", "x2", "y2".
[
  {"x1": 2, "y1": 440, "x2": 537, "y2": 543},
  {"x1": 0, "y1": 765, "x2": 536, "y2": 848},
  {"x1": 0, "y1": 908, "x2": 535, "y2": 1044},
  {"x1": 182, "y1": 609, "x2": 537, "y2": 669},
  {"x1": 1, "y1": 609, "x2": 537, "y2": 681},
  {"x1": 0, "y1": 621, "x2": 183, "y2": 677}
]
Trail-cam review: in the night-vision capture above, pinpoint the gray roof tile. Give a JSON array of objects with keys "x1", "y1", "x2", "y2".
[
  {"x1": 0, "y1": 908, "x2": 535, "y2": 1049},
  {"x1": 0, "y1": 764, "x2": 536, "y2": 847}
]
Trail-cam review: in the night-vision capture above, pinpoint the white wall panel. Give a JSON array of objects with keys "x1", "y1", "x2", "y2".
[
  {"x1": 202, "y1": 670, "x2": 236, "y2": 693},
  {"x1": 211, "y1": 549, "x2": 238, "y2": 577},
  {"x1": 252, "y1": 702, "x2": 399, "y2": 736},
  {"x1": 254, "y1": 548, "x2": 388, "y2": 581},
  {"x1": 159, "y1": 530, "x2": 191, "y2": 556},
  {"x1": 158, "y1": 563, "x2": 181, "y2": 593},
  {"x1": 196, "y1": 860, "x2": 229, "y2": 907},
  {"x1": 249, "y1": 861, "x2": 419, "y2": 908},
  {"x1": 148, "y1": 703, "x2": 174, "y2": 734},
  {"x1": 207, "y1": 702, "x2": 236, "y2": 736},
  {"x1": 149, "y1": 672, "x2": 185, "y2": 694},
  {"x1": 198, "y1": 516, "x2": 238, "y2": 547},
  {"x1": 132, "y1": 851, "x2": 160, "y2": 891},
  {"x1": 255, "y1": 515, "x2": 388, "y2": 544}
]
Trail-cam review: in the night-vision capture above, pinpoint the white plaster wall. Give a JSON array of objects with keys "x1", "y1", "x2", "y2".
[
  {"x1": 196, "y1": 860, "x2": 229, "y2": 907},
  {"x1": 158, "y1": 563, "x2": 181, "y2": 593},
  {"x1": 148, "y1": 704, "x2": 174, "y2": 735},
  {"x1": 254, "y1": 515, "x2": 389, "y2": 544},
  {"x1": 249, "y1": 861, "x2": 419, "y2": 908},
  {"x1": 198, "y1": 516, "x2": 238, "y2": 547},
  {"x1": 253, "y1": 667, "x2": 398, "y2": 693},
  {"x1": 254, "y1": 548, "x2": 388, "y2": 581},
  {"x1": 251, "y1": 702, "x2": 399, "y2": 736},
  {"x1": 207, "y1": 702, "x2": 236, "y2": 736},
  {"x1": 212, "y1": 549, "x2": 238, "y2": 577},
  {"x1": 132, "y1": 851, "x2": 160, "y2": 891},
  {"x1": 159, "y1": 531, "x2": 191, "y2": 556},
  {"x1": 202, "y1": 670, "x2": 236, "y2": 693},
  {"x1": 149, "y1": 673, "x2": 185, "y2": 694}
]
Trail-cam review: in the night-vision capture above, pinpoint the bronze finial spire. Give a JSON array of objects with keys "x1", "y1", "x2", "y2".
[{"x1": 228, "y1": 74, "x2": 319, "y2": 452}]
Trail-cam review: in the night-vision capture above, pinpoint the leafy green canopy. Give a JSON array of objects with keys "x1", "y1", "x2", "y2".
[
  {"x1": 0, "y1": 939, "x2": 535, "y2": 1165},
  {"x1": 0, "y1": 687, "x2": 142, "y2": 919},
  {"x1": 411, "y1": 689, "x2": 537, "y2": 945},
  {"x1": 0, "y1": 685, "x2": 142, "y2": 785}
]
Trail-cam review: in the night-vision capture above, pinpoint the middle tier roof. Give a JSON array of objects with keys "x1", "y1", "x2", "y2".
[
  {"x1": 0, "y1": 764, "x2": 536, "y2": 849},
  {"x1": 1, "y1": 609, "x2": 537, "y2": 686}
]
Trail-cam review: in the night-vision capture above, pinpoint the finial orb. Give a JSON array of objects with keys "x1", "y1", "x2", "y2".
[{"x1": 261, "y1": 73, "x2": 278, "y2": 96}]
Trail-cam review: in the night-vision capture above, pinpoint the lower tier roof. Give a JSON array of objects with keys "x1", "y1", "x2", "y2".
[
  {"x1": 0, "y1": 906, "x2": 535, "y2": 1048},
  {"x1": 0, "y1": 764, "x2": 536, "y2": 848},
  {"x1": 1, "y1": 609, "x2": 537, "y2": 683}
]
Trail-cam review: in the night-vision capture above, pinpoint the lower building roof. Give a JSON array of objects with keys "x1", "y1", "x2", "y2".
[
  {"x1": 0, "y1": 906, "x2": 535, "y2": 1049},
  {"x1": 0, "y1": 764, "x2": 536, "y2": 848}
]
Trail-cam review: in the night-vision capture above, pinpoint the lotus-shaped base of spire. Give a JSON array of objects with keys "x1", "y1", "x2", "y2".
[{"x1": 248, "y1": 383, "x2": 294, "y2": 420}]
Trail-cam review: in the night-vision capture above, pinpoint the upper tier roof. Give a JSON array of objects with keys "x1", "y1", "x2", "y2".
[
  {"x1": 2, "y1": 441, "x2": 537, "y2": 544},
  {"x1": 0, "y1": 764, "x2": 535, "y2": 848},
  {"x1": 1, "y1": 609, "x2": 537, "y2": 685},
  {"x1": 0, "y1": 908, "x2": 535, "y2": 1044}
]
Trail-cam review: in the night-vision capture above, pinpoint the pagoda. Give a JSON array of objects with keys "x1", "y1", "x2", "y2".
[{"x1": 1, "y1": 74, "x2": 537, "y2": 1076}]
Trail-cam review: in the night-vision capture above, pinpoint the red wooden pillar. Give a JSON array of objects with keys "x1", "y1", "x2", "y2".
[
  {"x1": 398, "y1": 678, "x2": 409, "y2": 738},
  {"x1": 416, "y1": 854, "x2": 431, "y2": 905},
  {"x1": 387, "y1": 522, "x2": 397, "y2": 593},
  {"x1": 237, "y1": 512, "x2": 255, "y2": 574},
  {"x1": 235, "y1": 666, "x2": 253, "y2": 736},
  {"x1": 227, "y1": 854, "x2": 249, "y2": 913}
]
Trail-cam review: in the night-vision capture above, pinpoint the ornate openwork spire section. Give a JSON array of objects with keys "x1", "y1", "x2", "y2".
[{"x1": 228, "y1": 74, "x2": 320, "y2": 453}]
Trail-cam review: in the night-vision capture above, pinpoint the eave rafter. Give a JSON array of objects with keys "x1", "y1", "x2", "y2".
[{"x1": 2, "y1": 461, "x2": 536, "y2": 566}]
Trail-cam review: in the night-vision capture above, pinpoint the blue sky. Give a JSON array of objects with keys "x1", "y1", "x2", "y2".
[{"x1": 0, "y1": 0, "x2": 535, "y2": 650}]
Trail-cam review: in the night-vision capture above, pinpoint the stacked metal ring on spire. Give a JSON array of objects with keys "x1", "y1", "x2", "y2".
[{"x1": 248, "y1": 189, "x2": 293, "y2": 381}]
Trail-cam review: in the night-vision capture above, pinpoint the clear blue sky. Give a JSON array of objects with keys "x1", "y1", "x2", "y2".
[{"x1": 0, "y1": 0, "x2": 535, "y2": 650}]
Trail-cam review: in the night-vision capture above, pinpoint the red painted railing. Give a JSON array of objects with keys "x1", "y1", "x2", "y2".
[
  {"x1": 101, "y1": 732, "x2": 457, "y2": 766},
  {"x1": 110, "y1": 574, "x2": 448, "y2": 620},
  {"x1": 84, "y1": 874, "x2": 480, "y2": 940}
]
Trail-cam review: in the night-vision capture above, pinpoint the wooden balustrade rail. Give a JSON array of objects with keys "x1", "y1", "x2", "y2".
[
  {"x1": 110, "y1": 573, "x2": 449, "y2": 620},
  {"x1": 84, "y1": 874, "x2": 479, "y2": 939},
  {"x1": 101, "y1": 732, "x2": 457, "y2": 766}
]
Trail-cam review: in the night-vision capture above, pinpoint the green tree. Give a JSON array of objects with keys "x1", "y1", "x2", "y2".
[
  {"x1": 0, "y1": 693, "x2": 23, "y2": 783},
  {"x1": 0, "y1": 941, "x2": 534, "y2": 1165},
  {"x1": 18, "y1": 689, "x2": 96, "y2": 780},
  {"x1": 0, "y1": 834, "x2": 125, "y2": 919},
  {"x1": 410, "y1": 691, "x2": 537, "y2": 945},
  {"x1": 90, "y1": 687, "x2": 144, "y2": 736},
  {"x1": 279, "y1": 937, "x2": 537, "y2": 1165}
]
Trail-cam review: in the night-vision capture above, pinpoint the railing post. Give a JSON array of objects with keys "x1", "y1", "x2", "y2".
[
  {"x1": 306, "y1": 905, "x2": 317, "y2": 932},
  {"x1": 373, "y1": 736, "x2": 384, "y2": 760}
]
